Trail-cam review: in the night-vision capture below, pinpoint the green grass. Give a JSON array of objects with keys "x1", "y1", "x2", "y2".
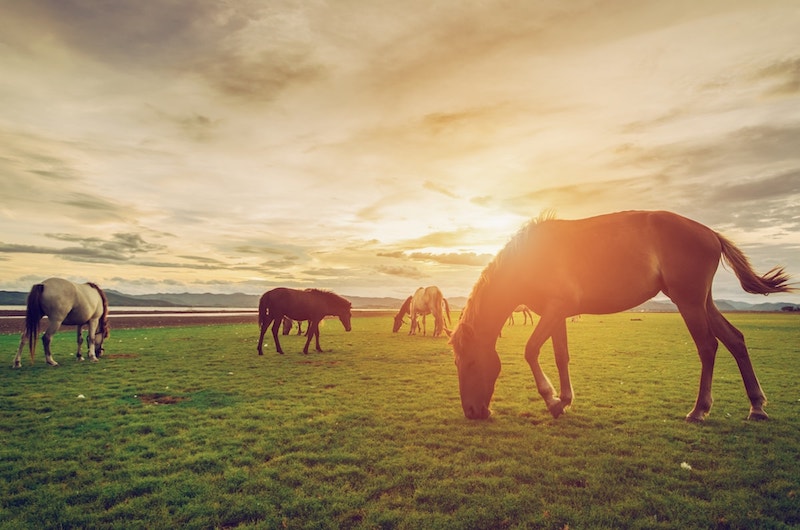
[{"x1": 1, "y1": 313, "x2": 798, "y2": 529}]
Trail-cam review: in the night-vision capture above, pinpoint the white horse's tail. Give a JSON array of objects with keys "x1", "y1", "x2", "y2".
[{"x1": 25, "y1": 284, "x2": 45, "y2": 362}]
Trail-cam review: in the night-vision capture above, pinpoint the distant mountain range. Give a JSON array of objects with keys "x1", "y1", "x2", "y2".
[{"x1": 1, "y1": 289, "x2": 797, "y2": 312}]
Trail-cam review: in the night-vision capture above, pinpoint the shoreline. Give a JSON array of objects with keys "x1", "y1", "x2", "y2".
[{"x1": 0, "y1": 309, "x2": 396, "y2": 335}]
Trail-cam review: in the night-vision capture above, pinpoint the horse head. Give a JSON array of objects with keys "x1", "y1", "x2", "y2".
[
  {"x1": 392, "y1": 314, "x2": 405, "y2": 333},
  {"x1": 449, "y1": 322, "x2": 500, "y2": 420},
  {"x1": 339, "y1": 307, "x2": 352, "y2": 332},
  {"x1": 94, "y1": 325, "x2": 109, "y2": 357}
]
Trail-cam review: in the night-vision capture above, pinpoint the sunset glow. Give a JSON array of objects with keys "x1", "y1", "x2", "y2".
[{"x1": 1, "y1": 2, "x2": 799, "y2": 302}]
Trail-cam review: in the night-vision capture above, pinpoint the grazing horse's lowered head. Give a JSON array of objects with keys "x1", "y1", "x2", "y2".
[
  {"x1": 392, "y1": 296, "x2": 413, "y2": 333},
  {"x1": 13, "y1": 278, "x2": 110, "y2": 368},
  {"x1": 257, "y1": 287, "x2": 352, "y2": 355}
]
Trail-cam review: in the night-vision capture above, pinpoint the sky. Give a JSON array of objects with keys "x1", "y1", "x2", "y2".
[{"x1": 1, "y1": 1, "x2": 799, "y2": 303}]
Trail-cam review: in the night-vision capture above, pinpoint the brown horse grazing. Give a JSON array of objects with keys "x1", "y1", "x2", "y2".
[
  {"x1": 450, "y1": 211, "x2": 794, "y2": 422},
  {"x1": 258, "y1": 288, "x2": 352, "y2": 354},
  {"x1": 393, "y1": 286, "x2": 452, "y2": 336},
  {"x1": 13, "y1": 278, "x2": 110, "y2": 368}
]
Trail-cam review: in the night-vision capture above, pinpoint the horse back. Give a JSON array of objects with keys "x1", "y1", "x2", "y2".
[
  {"x1": 41, "y1": 278, "x2": 104, "y2": 325},
  {"x1": 262, "y1": 287, "x2": 330, "y2": 321},
  {"x1": 529, "y1": 211, "x2": 720, "y2": 314}
]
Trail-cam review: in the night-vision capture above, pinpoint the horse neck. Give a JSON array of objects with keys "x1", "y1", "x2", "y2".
[
  {"x1": 461, "y1": 265, "x2": 523, "y2": 339},
  {"x1": 397, "y1": 296, "x2": 412, "y2": 317}
]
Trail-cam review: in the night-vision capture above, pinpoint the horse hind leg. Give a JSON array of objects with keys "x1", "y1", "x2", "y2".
[
  {"x1": 677, "y1": 303, "x2": 719, "y2": 422},
  {"x1": 708, "y1": 304, "x2": 768, "y2": 420},
  {"x1": 13, "y1": 332, "x2": 29, "y2": 368},
  {"x1": 257, "y1": 315, "x2": 275, "y2": 355},
  {"x1": 270, "y1": 317, "x2": 285, "y2": 354},
  {"x1": 76, "y1": 325, "x2": 85, "y2": 361}
]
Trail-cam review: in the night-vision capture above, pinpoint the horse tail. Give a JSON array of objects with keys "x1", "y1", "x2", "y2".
[
  {"x1": 25, "y1": 284, "x2": 45, "y2": 361},
  {"x1": 718, "y1": 234, "x2": 794, "y2": 295},
  {"x1": 442, "y1": 297, "x2": 451, "y2": 326},
  {"x1": 258, "y1": 292, "x2": 270, "y2": 328},
  {"x1": 88, "y1": 282, "x2": 110, "y2": 338}
]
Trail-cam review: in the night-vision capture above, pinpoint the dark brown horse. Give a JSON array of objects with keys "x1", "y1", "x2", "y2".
[
  {"x1": 13, "y1": 277, "x2": 110, "y2": 367},
  {"x1": 392, "y1": 296, "x2": 413, "y2": 333},
  {"x1": 450, "y1": 211, "x2": 794, "y2": 422},
  {"x1": 258, "y1": 288, "x2": 352, "y2": 354}
]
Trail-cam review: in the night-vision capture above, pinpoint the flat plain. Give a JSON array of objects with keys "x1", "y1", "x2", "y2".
[{"x1": 1, "y1": 312, "x2": 798, "y2": 529}]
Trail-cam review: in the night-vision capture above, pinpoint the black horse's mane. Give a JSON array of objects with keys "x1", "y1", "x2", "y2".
[{"x1": 305, "y1": 288, "x2": 351, "y2": 309}]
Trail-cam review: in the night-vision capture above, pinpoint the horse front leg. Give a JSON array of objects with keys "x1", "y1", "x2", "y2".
[
  {"x1": 524, "y1": 314, "x2": 563, "y2": 417},
  {"x1": 85, "y1": 322, "x2": 99, "y2": 362}
]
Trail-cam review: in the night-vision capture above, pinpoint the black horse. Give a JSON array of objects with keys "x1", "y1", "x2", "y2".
[{"x1": 258, "y1": 288, "x2": 352, "y2": 354}]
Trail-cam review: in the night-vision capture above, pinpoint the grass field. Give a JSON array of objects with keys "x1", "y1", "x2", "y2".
[{"x1": 1, "y1": 312, "x2": 798, "y2": 529}]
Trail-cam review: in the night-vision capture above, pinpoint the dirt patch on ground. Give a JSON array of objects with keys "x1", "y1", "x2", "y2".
[{"x1": 137, "y1": 393, "x2": 188, "y2": 405}]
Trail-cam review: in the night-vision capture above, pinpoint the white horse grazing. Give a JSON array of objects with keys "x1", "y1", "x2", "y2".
[
  {"x1": 409, "y1": 286, "x2": 452, "y2": 337},
  {"x1": 13, "y1": 278, "x2": 110, "y2": 368}
]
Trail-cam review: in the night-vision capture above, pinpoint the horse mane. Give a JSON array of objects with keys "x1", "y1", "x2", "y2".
[
  {"x1": 87, "y1": 282, "x2": 110, "y2": 337},
  {"x1": 398, "y1": 295, "x2": 413, "y2": 315},
  {"x1": 305, "y1": 288, "x2": 352, "y2": 310},
  {"x1": 456, "y1": 212, "x2": 554, "y2": 333}
]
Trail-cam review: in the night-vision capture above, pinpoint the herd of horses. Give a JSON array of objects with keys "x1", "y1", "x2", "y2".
[{"x1": 11, "y1": 211, "x2": 795, "y2": 423}]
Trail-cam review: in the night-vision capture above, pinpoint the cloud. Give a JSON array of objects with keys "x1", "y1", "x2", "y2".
[
  {"x1": 3, "y1": 1, "x2": 248, "y2": 69},
  {"x1": 423, "y1": 180, "x2": 459, "y2": 199},
  {"x1": 375, "y1": 265, "x2": 425, "y2": 280},
  {"x1": 405, "y1": 252, "x2": 492, "y2": 267},
  {"x1": 377, "y1": 249, "x2": 492, "y2": 267},
  {"x1": 196, "y1": 48, "x2": 326, "y2": 103},
  {"x1": 752, "y1": 56, "x2": 800, "y2": 97},
  {"x1": 711, "y1": 169, "x2": 800, "y2": 203},
  {"x1": 0, "y1": 232, "x2": 165, "y2": 262}
]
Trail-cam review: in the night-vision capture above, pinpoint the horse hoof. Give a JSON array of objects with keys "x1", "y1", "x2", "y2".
[
  {"x1": 548, "y1": 400, "x2": 567, "y2": 419},
  {"x1": 748, "y1": 410, "x2": 769, "y2": 421},
  {"x1": 684, "y1": 414, "x2": 705, "y2": 424}
]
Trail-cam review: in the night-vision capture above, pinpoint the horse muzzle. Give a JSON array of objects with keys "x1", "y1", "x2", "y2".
[{"x1": 462, "y1": 403, "x2": 491, "y2": 420}]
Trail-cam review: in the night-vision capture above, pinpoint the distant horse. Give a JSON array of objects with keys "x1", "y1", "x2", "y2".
[
  {"x1": 507, "y1": 304, "x2": 533, "y2": 326},
  {"x1": 409, "y1": 286, "x2": 451, "y2": 337},
  {"x1": 13, "y1": 277, "x2": 110, "y2": 368},
  {"x1": 282, "y1": 317, "x2": 305, "y2": 336},
  {"x1": 450, "y1": 211, "x2": 794, "y2": 422},
  {"x1": 392, "y1": 296, "x2": 413, "y2": 333},
  {"x1": 258, "y1": 288, "x2": 351, "y2": 354}
]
